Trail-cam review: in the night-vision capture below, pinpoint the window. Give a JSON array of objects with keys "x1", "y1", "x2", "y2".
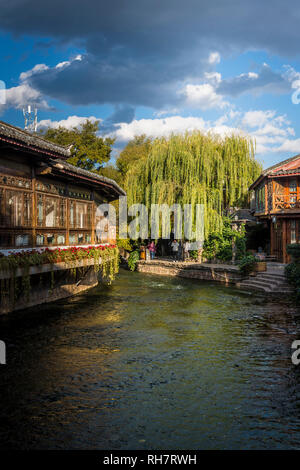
[
  {"x1": 291, "y1": 219, "x2": 297, "y2": 244},
  {"x1": 256, "y1": 185, "x2": 265, "y2": 212},
  {"x1": 15, "y1": 234, "x2": 29, "y2": 247},
  {"x1": 5, "y1": 190, "x2": 32, "y2": 227},
  {"x1": 36, "y1": 234, "x2": 45, "y2": 246},
  {"x1": 37, "y1": 195, "x2": 66, "y2": 228},
  {"x1": 69, "y1": 201, "x2": 91, "y2": 229},
  {"x1": 289, "y1": 178, "x2": 297, "y2": 207}
]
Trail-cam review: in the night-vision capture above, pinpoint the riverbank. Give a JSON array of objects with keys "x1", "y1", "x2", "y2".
[
  {"x1": 137, "y1": 259, "x2": 243, "y2": 285},
  {"x1": 136, "y1": 259, "x2": 293, "y2": 295}
]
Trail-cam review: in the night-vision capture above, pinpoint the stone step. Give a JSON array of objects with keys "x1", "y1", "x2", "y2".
[
  {"x1": 237, "y1": 281, "x2": 272, "y2": 292},
  {"x1": 255, "y1": 276, "x2": 285, "y2": 285},
  {"x1": 257, "y1": 272, "x2": 286, "y2": 280}
]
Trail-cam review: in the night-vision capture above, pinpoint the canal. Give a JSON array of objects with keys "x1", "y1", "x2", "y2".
[{"x1": 0, "y1": 269, "x2": 300, "y2": 450}]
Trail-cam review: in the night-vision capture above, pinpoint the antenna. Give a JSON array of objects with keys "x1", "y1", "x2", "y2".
[{"x1": 23, "y1": 105, "x2": 38, "y2": 133}]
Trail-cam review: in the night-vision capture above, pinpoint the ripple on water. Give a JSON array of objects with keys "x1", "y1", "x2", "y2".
[{"x1": 0, "y1": 269, "x2": 300, "y2": 450}]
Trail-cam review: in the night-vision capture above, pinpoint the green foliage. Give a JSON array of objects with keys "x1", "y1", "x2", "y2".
[
  {"x1": 189, "y1": 250, "x2": 198, "y2": 261},
  {"x1": 116, "y1": 135, "x2": 151, "y2": 179},
  {"x1": 125, "y1": 132, "x2": 261, "y2": 239},
  {"x1": 40, "y1": 120, "x2": 115, "y2": 173},
  {"x1": 238, "y1": 254, "x2": 257, "y2": 276},
  {"x1": 285, "y1": 262, "x2": 300, "y2": 287},
  {"x1": 202, "y1": 217, "x2": 246, "y2": 262},
  {"x1": 0, "y1": 245, "x2": 120, "y2": 304},
  {"x1": 99, "y1": 165, "x2": 122, "y2": 185},
  {"x1": 127, "y1": 250, "x2": 140, "y2": 271},
  {"x1": 117, "y1": 238, "x2": 133, "y2": 252},
  {"x1": 285, "y1": 261, "x2": 300, "y2": 303},
  {"x1": 286, "y1": 244, "x2": 300, "y2": 261}
]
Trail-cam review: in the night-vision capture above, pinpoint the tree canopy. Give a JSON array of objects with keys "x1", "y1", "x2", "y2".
[
  {"x1": 124, "y1": 131, "x2": 262, "y2": 237},
  {"x1": 40, "y1": 120, "x2": 115, "y2": 173},
  {"x1": 116, "y1": 134, "x2": 151, "y2": 178}
]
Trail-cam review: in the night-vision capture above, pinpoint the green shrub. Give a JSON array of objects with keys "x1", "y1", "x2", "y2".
[
  {"x1": 202, "y1": 217, "x2": 246, "y2": 262},
  {"x1": 117, "y1": 238, "x2": 133, "y2": 252},
  {"x1": 127, "y1": 250, "x2": 140, "y2": 271},
  {"x1": 238, "y1": 254, "x2": 257, "y2": 276},
  {"x1": 286, "y1": 244, "x2": 300, "y2": 261},
  {"x1": 285, "y1": 262, "x2": 300, "y2": 287},
  {"x1": 189, "y1": 250, "x2": 198, "y2": 261}
]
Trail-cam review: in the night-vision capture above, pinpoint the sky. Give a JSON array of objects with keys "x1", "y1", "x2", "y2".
[{"x1": 1, "y1": 0, "x2": 300, "y2": 168}]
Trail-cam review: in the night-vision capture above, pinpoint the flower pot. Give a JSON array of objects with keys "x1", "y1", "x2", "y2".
[{"x1": 255, "y1": 261, "x2": 267, "y2": 272}]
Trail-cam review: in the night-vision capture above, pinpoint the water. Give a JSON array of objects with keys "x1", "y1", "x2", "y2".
[{"x1": 0, "y1": 269, "x2": 300, "y2": 450}]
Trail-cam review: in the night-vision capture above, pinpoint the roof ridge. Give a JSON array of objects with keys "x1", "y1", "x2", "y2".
[
  {"x1": 264, "y1": 153, "x2": 300, "y2": 174},
  {"x1": 0, "y1": 120, "x2": 71, "y2": 158}
]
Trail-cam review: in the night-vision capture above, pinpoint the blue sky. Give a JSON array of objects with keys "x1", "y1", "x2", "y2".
[{"x1": 1, "y1": 1, "x2": 300, "y2": 168}]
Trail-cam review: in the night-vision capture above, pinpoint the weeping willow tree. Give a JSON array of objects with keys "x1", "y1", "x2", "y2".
[{"x1": 125, "y1": 131, "x2": 262, "y2": 238}]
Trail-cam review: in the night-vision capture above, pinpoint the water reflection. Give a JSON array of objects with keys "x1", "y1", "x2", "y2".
[{"x1": 0, "y1": 269, "x2": 300, "y2": 449}]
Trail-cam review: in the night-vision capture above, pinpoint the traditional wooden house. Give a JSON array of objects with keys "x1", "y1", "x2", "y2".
[
  {"x1": 250, "y1": 154, "x2": 300, "y2": 263},
  {"x1": 0, "y1": 120, "x2": 125, "y2": 313}
]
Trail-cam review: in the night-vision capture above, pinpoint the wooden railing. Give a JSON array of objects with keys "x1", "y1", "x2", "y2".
[{"x1": 273, "y1": 194, "x2": 300, "y2": 211}]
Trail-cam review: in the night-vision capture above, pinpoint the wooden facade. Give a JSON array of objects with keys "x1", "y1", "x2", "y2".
[
  {"x1": 0, "y1": 121, "x2": 125, "y2": 251},
  {"x1": 250, "y1": 154, "x2": 300, "y2": 263}
]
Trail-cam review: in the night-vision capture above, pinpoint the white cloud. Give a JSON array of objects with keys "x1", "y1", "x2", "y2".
[
  {"x1": 242, "y1": 110, "x2": 276, "y2": 128},
  {"x1": 112, "y1": 116, "x2": 208, "y2": 141},
  {"x1": 182, "y1": 83, "x2": 229, "y2": 110},
  {"x1": 208, "y1": 52, "x2": 221, "y2": 65},
  {"x1": 38, "y1": 115, "x2": 99, "y2": 130},
  {"x1": 5, "y1": 83, "x2": 49, "y2": 109},
  {"x1": 20, "y1": 64, "x2": 49, "y2": 82},
  {"x1": 274, "y1": 138, "x2": 300, "y2": 153}
]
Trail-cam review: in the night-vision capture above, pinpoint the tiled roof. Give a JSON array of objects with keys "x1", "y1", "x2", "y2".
[
  {"x1": 250, "y1": 153, "x2": 300, "y2": 190},
  {"x1": 49, "y1": 158, "x2": 126, "y2": 197},
  {"x1": 0, "y1": 120, "x2": 71, "y2": 159}
]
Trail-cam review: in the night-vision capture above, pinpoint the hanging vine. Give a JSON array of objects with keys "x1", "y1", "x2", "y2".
[{"x1": 0, "y1": 244, "x2": 120, "y2": 305}]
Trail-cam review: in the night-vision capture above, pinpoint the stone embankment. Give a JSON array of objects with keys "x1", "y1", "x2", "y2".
[{"x1": 136, "y1": 259, "x2": 293, "y2": 295}]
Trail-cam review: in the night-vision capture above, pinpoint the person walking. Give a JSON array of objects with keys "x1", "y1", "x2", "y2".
[
  {"x1": 171, "y1": 239, "x2": 179, "y2": 261},
  {"x1": 148, "y1": 240, "x2": 156, "y2": 260}
]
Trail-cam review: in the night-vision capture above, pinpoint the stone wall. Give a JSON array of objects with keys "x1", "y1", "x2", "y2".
[
  {"x1": 137, "y1": 260, "x2": 242, "y2": 285},
  {"x1": 0, "y1": 264, "x2": 99, "y2": 314}
]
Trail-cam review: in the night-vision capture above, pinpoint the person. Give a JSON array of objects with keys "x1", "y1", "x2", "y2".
[
  {"x1": 183, "y1": 240, "x2": 190, "y2": 261},
  {"x1": 171, "y1": 239, "x2": 179, "y2": 260},
  {"x1": 148, "y1": 240, "x2": 156, "y2": 260}
]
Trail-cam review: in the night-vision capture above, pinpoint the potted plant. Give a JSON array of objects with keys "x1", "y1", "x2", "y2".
[
  {"x1": 238, "y1": 254, "x2": 257, "y2": 277},
  {"x1": 254, "y1": 259, "x2": 267, "y2": 272}
]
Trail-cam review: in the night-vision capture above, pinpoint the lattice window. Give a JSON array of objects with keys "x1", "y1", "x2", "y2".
[
  {"x1": 36, "y1": 194, "x2": 66, "y2": 228},
  {"x1": 5, "y1": 190, "x2": 32, "y2": 227},
  {"x1": 69, "y1": 201, "x2": 92, "y2": 229}
]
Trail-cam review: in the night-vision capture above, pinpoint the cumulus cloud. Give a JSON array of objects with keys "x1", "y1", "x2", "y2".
[
  {"x1": 37, "y1": 115, "x2": 99, "y2": 130},
  {"x1": 181, "y1": 83, "x2": 229, "y2": 110},
  {"x1": 39, "y1": 106, "x2": 300, "y2": 164},
  {"x1": 111, "y1": 116, "x2": 208, "y2": 142},
  {"x1": 4, "y1": 83, "x2": 49, "y2": 109}
]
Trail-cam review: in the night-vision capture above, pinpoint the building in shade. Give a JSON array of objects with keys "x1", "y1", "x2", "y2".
[
  {"x1": 250, "y1": 154, "x2": 300, "y2": 263},
  {"x1": 0, "y1": 120, "x2": 125, "y2": 313},
  {"x1": 0, "y1": 120, "x2": 125, "y2": 250}
]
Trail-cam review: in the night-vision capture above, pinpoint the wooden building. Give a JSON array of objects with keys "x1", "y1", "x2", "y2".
[
  {"x1": 0, "y1": 120, "x2": 125, "y2": 250},
  {"x1": 250, "y1": 154, "x2": 300, "y2": 263},
  {"x1": 0, "y1": 120, "x2": 125, "y2": 313}
]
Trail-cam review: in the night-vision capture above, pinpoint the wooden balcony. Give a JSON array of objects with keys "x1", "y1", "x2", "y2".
[{"x1": 272, "y1": 194, "x2": 300, "y2": 212}]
